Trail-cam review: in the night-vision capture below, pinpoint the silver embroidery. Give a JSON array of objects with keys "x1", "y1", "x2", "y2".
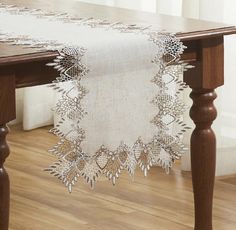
[
  {"x1": 0, "y1": 3, "x2": 194, "y2": 192},
  {"x1": 46, "y1": 32, "x2": 192, "y2": 192}
]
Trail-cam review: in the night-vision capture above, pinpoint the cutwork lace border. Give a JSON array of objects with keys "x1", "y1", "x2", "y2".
[{"x1": 0, "y1": 3, "x2": 193, "y2": 192}]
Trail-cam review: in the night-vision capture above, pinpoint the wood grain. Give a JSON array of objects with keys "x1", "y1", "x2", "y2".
[
  {"x1": 0, "y1": 73, "x2": 16, "y2": 124},
  {"x1": 0, "y1": 71, "x2": 16, "y2": 230},
  {"x1": 5, "y1": 125, "x2": 236, "y2": 230},
  {"x1": 0, "y1": 1, "x2": 236, "y2": 229},
  {"x1": 183, "y1": 36, "x2": 224, "y2": 230},
  {"x1": 190, "y1": 89, "x2": 217, "y2": 230},
  {"x1": 0, "y1": 0, "x2": 235, "y2": 61},
  {"x1": 0, "y1": 125, "x2": 10, "y2": 230}
]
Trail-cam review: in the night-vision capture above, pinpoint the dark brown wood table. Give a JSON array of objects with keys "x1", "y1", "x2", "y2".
[{"x1": 0, "y1": 0, "x2": 236, "y2": 229}]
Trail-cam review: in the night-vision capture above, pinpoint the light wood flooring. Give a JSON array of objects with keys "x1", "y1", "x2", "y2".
[{"x1": 5, "y1": 125, "x2": 236, "y2": 230}]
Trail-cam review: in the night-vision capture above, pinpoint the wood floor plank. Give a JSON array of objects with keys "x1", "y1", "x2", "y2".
[{"x1": 5, "y1": 125, "x2": 236, "y2": 230}]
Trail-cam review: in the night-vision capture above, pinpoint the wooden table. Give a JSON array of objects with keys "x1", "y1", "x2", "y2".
[{"x1": 0, "y1": 0, "x2": 236, "y2": 229}]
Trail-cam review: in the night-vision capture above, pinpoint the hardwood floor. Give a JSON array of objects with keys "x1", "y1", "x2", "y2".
[{"x1": 5, "y1": 125, "x2": 236, "y2": 230}]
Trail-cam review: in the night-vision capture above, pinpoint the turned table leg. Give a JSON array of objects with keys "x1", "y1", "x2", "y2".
[
  {"x1": 183, "y1": 37, "x2": 224, "y2": 230},
  {"x1": 0, "y1": 125, "x2": 10, "y2": 230},
  {"x1": 190, "y1": 89, "x2": 217, "y2": 230},
  {"x1": 0, "y1": 72, "x2": 16, "y2": 230}
]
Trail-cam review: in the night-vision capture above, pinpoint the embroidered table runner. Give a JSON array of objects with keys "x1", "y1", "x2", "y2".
[{"x1": 0, "y1": 3, "x2": 192, "y2": 192}]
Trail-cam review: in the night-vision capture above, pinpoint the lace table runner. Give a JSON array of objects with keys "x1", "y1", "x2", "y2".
[{"x1": 0, "y1": 3, "x2": 193, "y2": 192}]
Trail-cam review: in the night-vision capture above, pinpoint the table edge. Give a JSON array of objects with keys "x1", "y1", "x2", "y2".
[{"x1": 0, "y1": 26, "x2": 235, "y2": 67}]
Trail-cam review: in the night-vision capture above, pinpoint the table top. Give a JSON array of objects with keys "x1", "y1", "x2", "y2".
[{"x1": 0, "y1": 0, "x2": 236, "y2": 65}]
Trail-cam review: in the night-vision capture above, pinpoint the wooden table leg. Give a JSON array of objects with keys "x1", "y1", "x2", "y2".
[
  {"x1": 190, "y1": 89, "x2": 217, "y2": 230},
  {"x1": 0, "y1": 72, "x2": 16, "y2": 230},
  {"x1": 0, "y1": 125, "x2": 10, "y2": 230},
  {"x1": 184, "y1": 36, "x2": 224, "y2": 230}
]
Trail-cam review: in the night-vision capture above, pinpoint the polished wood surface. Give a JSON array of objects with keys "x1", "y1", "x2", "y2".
[
  {"x1": 190, "y1": 89, "x2": 217, "y2": 230},
  {"x1": 0, "y1": 72, "x2": 15, "y2": 229},
  {"x1": 0, "y1": 0, "x2": 236, "y2": 229},
  {"x1": 0, "y1": 125, "x2": 10, "y2": 230},
  {"x1": 0, "y1": 0, "x2": 236, "y2": 61},
  {"x1": 5, "y1": 125, "x2": 236, "y2": 230},
  {"x1": 0, "y1": 73, "x2": 16, "y2": 123},
  {"x1": 183, "y1": 36, "x2": 224, "y2": 230}
]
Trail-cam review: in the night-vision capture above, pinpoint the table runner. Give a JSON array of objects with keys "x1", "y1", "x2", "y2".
[{"x1": 0, "y1": 3, "x2": 193, "y2": 192}]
